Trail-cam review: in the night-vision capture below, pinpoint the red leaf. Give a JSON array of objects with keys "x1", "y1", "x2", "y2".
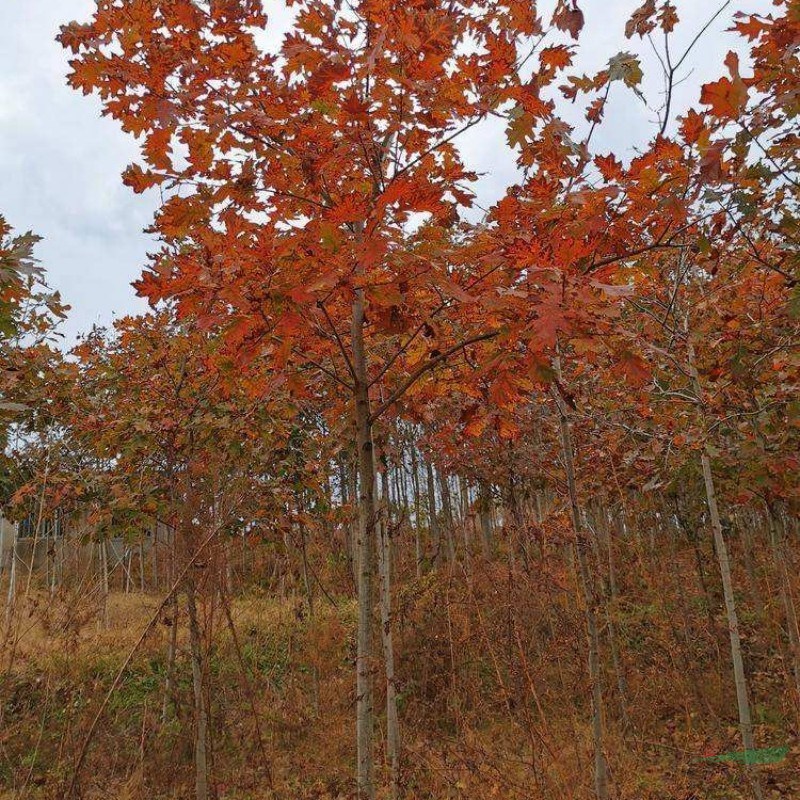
[
  {"x1": 540, "y1": 45, "x2": 573, "y2": 71},
  {"x1": 327, "y1": 195, "x2": 368, "y2": 224},
  {"x1": 552, "y1": 1, "x2": 584, "y2": 40},
  {"x1": 144, "y1": 128, "x2": 173, "y2": 171},
  {"x1": 123, "y1": 164, "x2": 166, "y2": 194},
  {"x1": 594, "y1": 154, "x2": 624, "y2": 182},
  {"x1": 700, "y1": 52, "x2": 748, "y2": 119},
  {"x1": 733, "y1": 14, "x2": 765, "y2": 42},
  {"x1": 679, "y1": 109, "x2": 706, "y2": 145},
  {"x1": 614, "y1": 351, "x2": 651, "y2": 386},
  {"x1": 625, "y1": 0, "x2": 656, "y2": 39},
  {"x1": 699, "y1": 141, "x2": 726, "y2": 183},
  {"x1": 658, "y1": 2, "x2": 679, "y2": 33}
]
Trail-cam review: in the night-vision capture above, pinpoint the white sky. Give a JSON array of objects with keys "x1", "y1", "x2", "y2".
[{"x1": 0, "y1": 0, "x2": 771, "y2": 345}]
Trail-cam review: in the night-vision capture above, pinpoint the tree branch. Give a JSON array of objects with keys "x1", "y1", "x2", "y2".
[{"x1": 369, "y1": 330, "x2": 498, "y2": 423}]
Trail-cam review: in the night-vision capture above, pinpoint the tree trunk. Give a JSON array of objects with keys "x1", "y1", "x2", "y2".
[
  {"x1": 186, "y1": 578, "x2": 209, "y2": 800},
  {"x1": 4, "y1": 522, "x2": 18, "y2": 630},
  {"x1": 379, "y1": 469, "x2": 400, "y2": 799},
  {"x1": 101, "y1": 540, "x2": 110, "y2": 629},
  {"x1": 479, "y1": 483, "x2": 493, "y2": 557},
  {"x1": 410, "y1": 445, "x2": 423, "y2": 579},
  {"x1": 426, "y1": 461, "x2": 440, "y2": 567},
  {"x1": 438, "y1": 470, "x2": 456, "y2": 568},
  {"x1": 340, "y1": 452, "x2": 358, "y2": 591},
  {"x1": 161, "y1": 593, "x2": 179, "y2": 725},
  {"x1": 139, "y1": 539, "x2": 146, "y2": 593},
  {"x1": 352, "y1": 291, "x2": 376, "y2": 800},
  {"x1": 152, "y1": 524, "x2": 159, "y2": 592},
  {"x1": 460, "y1": 476, "x2": 473, "y2": 576},
  {"x1": 552, "y1": 384, "x2": 609, "y2": 800},
  {"x1": 398, "y1": 450, "x2": 410, "y2": 526},
  {"x1": 700, "y1": 451, "x2": 762, "y2": 800},
  {"x1": 125, "y1": 548, "x2": 133, "y2": 594},
  {"x1": 297, "y1": 496, "x2": 320, "y2": 715}
]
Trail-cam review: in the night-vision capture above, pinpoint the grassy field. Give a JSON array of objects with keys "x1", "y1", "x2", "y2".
[{"x1": 2, "y1": 566, "x2": 799, "y2": 799}]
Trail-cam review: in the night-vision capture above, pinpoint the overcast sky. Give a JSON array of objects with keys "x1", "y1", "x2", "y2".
[{"x1": 0, "y1": 0, "x2": 771, "y2": 346}]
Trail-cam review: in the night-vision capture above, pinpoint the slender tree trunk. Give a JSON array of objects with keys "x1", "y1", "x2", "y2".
[
  {"x1": 4, "y1": 522, "x2": 18, "y2": 630},
  {"x1": 438, "y1": 470, "x2": 456, "y2": 568},
  {"x1": 139, "y1": 538, "x2": 146, "y2": 593},
  {"x1": 339, "y1": 455, "x2": 353, "y2": 579},
  {"x1": 479, "y1": 483, "x2": 493, "y2": 557},
  {"x1": 552, "y1": 384, "x2": 609, "y2": 800},
  {"x1": 297, "y1": 504, "x2": 315, "y2": 620},
  {"x1": 161, "y1": 593, "x2": 179, "y2": 725},
  {"x1": 340, "y1": 452, "x2": 359, "y2": 590},
  {"x1": 686, "y1": 311, "x2": 763, "y2": 800},
  {"x1": 280, "y1": 526, "x2": 291, "y2": 601},
  {"x1": 349, "y1": 455, "x2": 360, "y2": 578},
  {"x1": 460, "y1": 477, "x2": 473, "y2": 576},
  {"x1": 410, "y1": 446, "x2": 423, "y2": 579},
  {"x1": 352, "y1": 291, "x2": 376, "y2": 800},
  {"x1": 152, "y1": 524, "x2": 159, "y2": 592},
  {"x1": 101, "y1": 540, "x2": 110, "y2": 629},
  {"x1": 701, "y1": 451, "x2": 762, "y2": 799},
  {"x1": 125, "y1": 548, "x2": 132, "y2": 594},
  {"x1": 392, "y1": 454, "x2": 405, "y2": 524},
  {"x1": 379, "y1": 469, "x2": 400, "y2": 799},
  {"x1": 186, "y1": 578, "x2": 209, "y2": 800},
  {"x1": 398, "y1": 450, "x2": 410, "y2": 525},
  {"x1": 44, "y1": 523, "x2": 51, "y2": 596},
  {"x1": 426, "y1": 461, "x2": 440, "y2": 567},
  {"x1": 297, "y1": 496, "x2": 320, "y2": 715}
]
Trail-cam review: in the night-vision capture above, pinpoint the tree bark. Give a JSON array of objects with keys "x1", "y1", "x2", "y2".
[
  {"x1": 186, "y1": 578, "x2": 209, "y2": 800},
  {"x1": 101, "y1": 540, "x2": 110, "y2": 629},
  {"x1": 139, "y1": 538, "x2": 146, "y2": 593},
  {"x1": 410, "y1": 445, "x2": 423, "y2": 578},
  {"x1": 152, "y1": 524, "x2": 159, "y2": 592},
  {"x1": 4, "y1": 522, "x2": 18, "y2": 630},
  {"x1": 438, "y1": 470, "x2": 456, "y2": 568},
  {"x1": 352, "y1": 290, "x2": 376, "y2": 800},
  {"x1": 161, "y1": 593, "x2": 179, "y2": 725},
  {"x1": 426, "y1": 461, "x2": 440, "y2": 567},
  {"x1": 297, "y1": 495, "x2": 320, "y2": 715},
  {"x1": 459, "y1": 476, "x2": 473, "y2": 576},
  {"x1": 378, "y1": 468, "x2": 400, "y2": 799},
  {"x1": 341, "y1": 452, "x2": 359, "y2": 591},
  {"x1": 478, "y1": 483, "x2": 493, "y2": 557},
  {"x1": 551, "y1": 384, "x2": 609, "y2": 800}
]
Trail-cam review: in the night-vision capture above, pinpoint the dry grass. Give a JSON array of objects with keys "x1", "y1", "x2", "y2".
[{"x1": 2, "y1": 571, "x2": 799, "y2": 800}]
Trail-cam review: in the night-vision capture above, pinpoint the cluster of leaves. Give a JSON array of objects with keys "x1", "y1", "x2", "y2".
[
  {"x1": 0, "y1": 217, "x2": 68, "y2": 503},
  {"x1": 7, "y1": 306, "x2": 340, "y2": 554},
  {"x1": 0, "y1": 1, "x2": 772, "y2": 561}
]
